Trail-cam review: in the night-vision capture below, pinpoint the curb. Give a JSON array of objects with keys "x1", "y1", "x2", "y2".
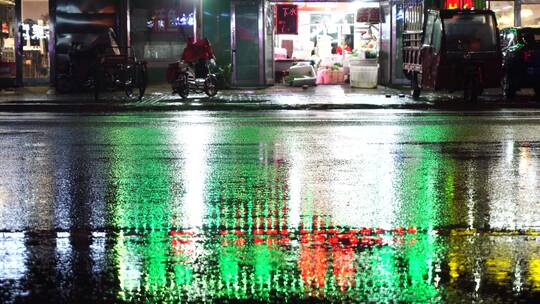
[{"x1": 0, "y1": 100, "x2": 539, "y2": 112}]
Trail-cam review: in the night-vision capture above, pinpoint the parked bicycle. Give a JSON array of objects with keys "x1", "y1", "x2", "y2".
[{"x1": 94, "y1": 46, "x2": 148, "y2": 101}]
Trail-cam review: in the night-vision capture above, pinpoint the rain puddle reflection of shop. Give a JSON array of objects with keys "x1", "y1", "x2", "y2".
[
  {"x1": 104, "y1": 114, "x2": 212, "y2": 299},
  {"x1": 68, "y1": 113, "x2": 540, "y2": 302}
]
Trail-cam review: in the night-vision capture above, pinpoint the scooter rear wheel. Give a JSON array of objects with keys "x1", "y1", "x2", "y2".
[
  {"x1": 464, "y1": 77, "x2": 479, "y2": 103},
  {"x1": 204, "y1": 76, "x2": 218, "y2": 97}
]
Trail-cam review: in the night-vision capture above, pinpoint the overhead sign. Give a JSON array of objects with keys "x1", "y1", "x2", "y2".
[
  {"x1": 276, "y1": 4, "x2": 298, "y2": 35},
  {"x1": 356, "y1": 8, "x2": 380, "y2": 23},
  {"x1": 21, "y1": 22, "x2": 49, "y2": 46},
  {"x1": 444, "y1": 0, "x2": 475, "y2": 9}
]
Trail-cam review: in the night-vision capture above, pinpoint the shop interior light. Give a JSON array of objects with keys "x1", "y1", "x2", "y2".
[
  {"x1": 498, "y1": 16, "x2": 512, "y2": 26},
  {"x1": 352, "y1": 0, "x2": 379, "y2": 10},
  {"x1": 521, "y1": 9, "x2": 533, "y2": 19}
]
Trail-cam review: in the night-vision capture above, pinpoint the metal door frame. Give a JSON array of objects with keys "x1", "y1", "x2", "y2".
[{"x1": 230, "y1": 0, "x2": 265, "y2": 87}]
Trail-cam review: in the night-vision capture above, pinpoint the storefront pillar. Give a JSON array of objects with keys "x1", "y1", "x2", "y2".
[
  {"x1": 514, "y1": 0, "x2": 521, "y2": 26},
  {"x1": 48, "y1": 0, "x2": 56, "y2": 86},
  {"x1": 14, "y1": 0, "x2": 21, "y2": 87}
]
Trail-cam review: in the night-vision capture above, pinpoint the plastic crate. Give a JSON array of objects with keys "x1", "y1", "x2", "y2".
[{"x1": 350, "y1": 65, "x2": 378, "y2": 88}]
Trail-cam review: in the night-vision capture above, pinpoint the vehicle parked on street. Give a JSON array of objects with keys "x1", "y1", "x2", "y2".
[
  {"x1": 500, "y1": 27, "x2": 540, "y2": 99},
  {"x1": 403, "y1": 9, "x2": 502, "y2": 102},
  {"x1": 56, "y1": 42, "x2": 99, "y2": 94},
  {"x1": 166, "y1": 38, "x2": 218, "y2": 99},
  {"x1": 94, "y1": 46, "x2": 148, "y2": 101}
]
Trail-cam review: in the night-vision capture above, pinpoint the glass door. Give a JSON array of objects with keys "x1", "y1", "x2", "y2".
[
  {"x1": 0, "y1": 1, "x2": 17, "y2": 86},
  {"x1": 231, "y1": 0, "x2": 263, "y2": 87},
  {"x1": 21, "y1": 0, "x2": 50, "y2": 84}
]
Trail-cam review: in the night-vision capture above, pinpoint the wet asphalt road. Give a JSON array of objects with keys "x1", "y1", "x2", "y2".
[{"x1": 1, "y1": 110, "x2": 540, "y2": 303}]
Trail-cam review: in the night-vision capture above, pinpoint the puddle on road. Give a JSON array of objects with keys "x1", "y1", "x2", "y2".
[
  {"x1": 0, "y1": 113, "x2": 539, "y2": 302},
  {"x1": 1, "y1": 230, "x2": 540, "y2": 303}
]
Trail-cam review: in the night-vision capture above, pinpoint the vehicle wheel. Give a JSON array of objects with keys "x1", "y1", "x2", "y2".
[
  {"x1": 177, "y1": 73, "x2": 189, "y2": 99},
  {"x1": 204, "y1": 75, "x2": 218, "y2": 97},
  {"x1": 94, "y1": 68, "x2": 102, "y2": 101},
  {"x1": 56, "y1": 74, "x2": 73, "y2": 94},
  {"x1": 534, "y1": 87, "x2": 540, "y2": 99},
  {"x1": 137, "y1": 63, "x2": 147, "y2": 100},
  {"x1": 411, "y1": 72, "x2": 421, "y2": 99},
  {"x1": 125, "y1": 64, "x2": 147, "y2": 101},
  {"x1": 125, "y1": 86, "x2": 137, "y2": 99},
  {"x1": 502, "y1": 73, "x2": 516, "y2": 100},
  {"x1": 464, "y1": 77, "x2": 479, "y2": 103}
]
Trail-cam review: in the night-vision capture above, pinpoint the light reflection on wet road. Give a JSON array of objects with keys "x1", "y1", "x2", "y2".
[{"x1": 0, "y1": 110, "x2": 540, "y2": 303}]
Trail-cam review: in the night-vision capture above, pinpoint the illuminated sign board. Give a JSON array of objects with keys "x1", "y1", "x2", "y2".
[
  {"x1": 444, "y1": 0, "x2": 475, "y2": 9},
  {"x1": 276, "y1": 4, "x2": 298, "y2": 35}
]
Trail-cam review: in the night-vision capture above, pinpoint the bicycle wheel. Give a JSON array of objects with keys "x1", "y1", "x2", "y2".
[{"x1": 137, "y1": 63, "x2": 148, "y2": 100}]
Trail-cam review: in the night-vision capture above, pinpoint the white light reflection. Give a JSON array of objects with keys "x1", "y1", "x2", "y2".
[
  {"x1": 466, "y1": 161, "x2": 475, "y2": 228},
  {"x1": 328, "y1": 125, "x2": 397, "y2": 229},
  {"x1": 115, "y1": 232, "x2": 142, "y2": 298},
  {"x1": 517, "y1": 146, "x2": 539, "y2": 228},
  {"x1": 56, "y1": 232, "x2": 72, "y2": 277},
  {"x1": 287, "y1": 150, "x2": 303, "y2": 230},
  {"x1": 505, "y1": 140, "x2": 514, "y2": 164},
  {"x1": 174, "y1": 113, "x2": 214, "y2": 229},
  {"x1": 91, "y1": 232, "x2": 106, "y2": 275},
  {"x1": 0, "y1": 232, "x2": 26, "y2": 281}
]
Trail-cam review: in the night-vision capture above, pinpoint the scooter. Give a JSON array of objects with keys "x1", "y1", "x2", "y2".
[{"x1": 168, "y1": 59, "x2": 218, "y2": 99}]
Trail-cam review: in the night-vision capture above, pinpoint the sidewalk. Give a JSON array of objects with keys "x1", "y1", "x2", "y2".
[{"x1": 0, "y1": 84, "x2": 538, "y2": 112}]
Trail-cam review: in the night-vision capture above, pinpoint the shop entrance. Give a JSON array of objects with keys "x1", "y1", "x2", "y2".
[
  {"x1": 0, "y1": 0, "x2": 50, "y2": 87},
  {"x1": 21, "y1": 0, "x2": 50, "y2": 84},
  {"x1": 270, "y1": 2, "x2": 381, "y2": 88},
  {"x1": 231, "y1": 0, "x2": 264, "y2": 86}
]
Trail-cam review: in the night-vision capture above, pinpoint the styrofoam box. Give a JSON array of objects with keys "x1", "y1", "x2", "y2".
[{"x1": 350, "y1": 65, "x2": 379, "y2": 88}]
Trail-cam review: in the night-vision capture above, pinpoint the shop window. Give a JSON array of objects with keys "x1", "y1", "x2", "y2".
[
  {"x1": 274, "y1": 3, "x2": 358, "y2": 61},
  {"x1": 130, "y1": 0, "x2": 195, "y2": 62},
  {"x1": 0, "y1": 2, "x2": 16, "y2": 82},
  {"x1": 22, "y1": 0, "x2": 50, "y2": 82},
  {"x1": 521, "y1": 4, "x2": 540, "y2": 26},
  {"x1": 489, "y1": 1, "x2": 514, "y2": 28}
]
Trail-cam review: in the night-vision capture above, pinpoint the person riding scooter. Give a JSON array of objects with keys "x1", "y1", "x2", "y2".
[
  {"x1": 181, "y1": 37, "x2": 215, "y2": 78},
  {"x1": 167, "y1": 37, "x2": 218, "y2": 98}
]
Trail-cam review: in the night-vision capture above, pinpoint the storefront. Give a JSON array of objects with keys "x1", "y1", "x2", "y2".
[
  {"x1": 202, "y1": 0, "x2": 388, "y2": 88},
  {"x1": 488, "y1": 0, "x2": 540, "y2": 28},
  {"x1": 0, "y1": 0, "x2": 200, "y2": 88},
  {"x1": 129, "y1": 0, "x2": 199, "y2": 82},
  {"x1": 272, "y1": 2, "x2": 382, "y2": 87},
  {"x1": 0, "y1": 0, "x2": 52, "y2": 87},
  {"x1": 0, "y1": 0, "x2": 127, "y2": 88}
]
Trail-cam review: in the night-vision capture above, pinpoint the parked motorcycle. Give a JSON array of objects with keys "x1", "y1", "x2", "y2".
[
  {"x1": 56, "y1": 42, "x2": 99, "y2": 93},
  {"x1": 166, "y1": 38, "x2": 218, "y2": 99}
]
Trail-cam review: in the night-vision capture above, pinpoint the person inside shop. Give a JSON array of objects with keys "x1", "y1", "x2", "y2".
[
  {"x1": 331, "y1": 42, "x2": 341, "y2": 55},
  {"x1": 343, "y1": 35, "x2": 353, "y2": 53}
]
